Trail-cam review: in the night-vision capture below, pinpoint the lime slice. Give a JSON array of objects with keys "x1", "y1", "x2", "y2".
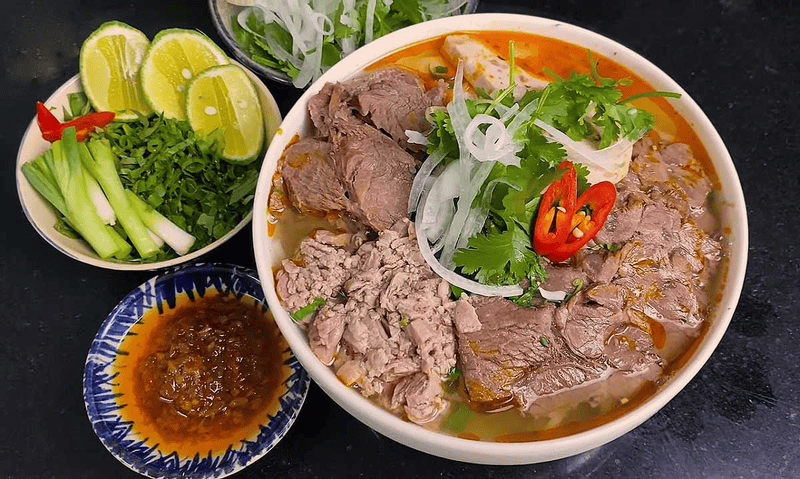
[
  {"x1": 79, "y1": 21, "x2": 153, "y2": 121},
  {"x1": 186, "y1": 64, "x2": 265, "y2": 163},
  {"x1": 140, "y1": 28, "x2": 230, "y2": 121}
]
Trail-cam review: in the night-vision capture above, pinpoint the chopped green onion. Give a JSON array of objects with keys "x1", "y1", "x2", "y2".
[{"x1": 290, "y1": 297, "x2": 327, "y2": 322}]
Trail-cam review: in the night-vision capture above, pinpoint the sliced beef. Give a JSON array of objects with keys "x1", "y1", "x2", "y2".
[
  {"x1": 312, "y1": 67, "x2": 446, "y2": 149},
  {"x1": 275, "y1": 220, "x2": 457, "y2": 424},
  {"x1": 280, "y1": 138, "x2": 350, "y2": 216},
  {"x1": 332, "y1": 122, "x2": 418, "y2": 231},
  {"x1": 281, "y1": 67, "x2": 446, "y2": 231},
  {"x1": 604, "y1": 324, "x2": 661, "y2": 374},
  {"x1": 456, "y1": 296, "x2": 605, "y2": 407},
  {"x1": 454, "y1": 137, "x2": 720, "y2": 411},
  {"x1": 555, "y1": 297, "x2": 626, "y2": 360},
  {"x1": 349, "y1": 67, "x2": 447, "y2": 151}
]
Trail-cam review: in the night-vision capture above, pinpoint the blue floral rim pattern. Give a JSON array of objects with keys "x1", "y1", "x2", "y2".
[{"x1": 83, "y1": 263, "x2": 310, "y2": 478}]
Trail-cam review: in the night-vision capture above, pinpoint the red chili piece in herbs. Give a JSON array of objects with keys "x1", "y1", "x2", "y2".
[
  {"x1": 533, "y1": 161, "x2": 577, "y2": 256},
  {"x1": 546, "y1": 181, "x2": 617, "y2": 263},
  {"x1": 35, "y1": 101, "x2": 115, "y2": 142},
  {"x1": 36, "y1": 102, "x2": 62, "y2": 139}
]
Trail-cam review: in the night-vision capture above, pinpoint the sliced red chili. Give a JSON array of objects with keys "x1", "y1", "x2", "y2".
[
  {"x1": 546, "y1": 181, "x2": 617, "y2": 263},
  {"x1": 35, "y1": 102, "x2": 115, "y2": 142},
  {"x1": 533, "y1": 161, "x2": 577, "y2": 256},
  {"x1": 36, "y1": 102, "x2": 62, "y2": 139},
  {"x1": 62, "y1": 111, "x2": 116, "y2": 132}
]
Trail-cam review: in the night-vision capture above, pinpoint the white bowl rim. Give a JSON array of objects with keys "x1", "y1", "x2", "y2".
[
  {"x1": 252, "y1": 12, "x2": 748, "y2": 465},
  {"x1": 16, "y1": 66, "x2": 282, "y2": 271}
]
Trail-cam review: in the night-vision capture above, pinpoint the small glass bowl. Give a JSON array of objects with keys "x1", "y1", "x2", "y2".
[{"x1": 208, "y1": 0, "x2": 480, "y2": 87}]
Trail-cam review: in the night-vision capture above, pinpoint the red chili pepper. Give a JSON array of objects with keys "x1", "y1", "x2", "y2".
[
  {"x1": 35, "y1": 101, "x2": 115, "y2": 142},
  {"x1": 533, "y1": 161, "x2": 577, "y2": 256},
  {"x1": 546, "y1": 181, "x2": 617, "y2": 263},
  {"x1": 36, "y1": 102, "x2": 62, "y2": 138}
]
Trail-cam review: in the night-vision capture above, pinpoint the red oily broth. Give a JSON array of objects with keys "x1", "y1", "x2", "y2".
[{"x1": 363, "y1": 31, "x2": 724, "y2": 441}]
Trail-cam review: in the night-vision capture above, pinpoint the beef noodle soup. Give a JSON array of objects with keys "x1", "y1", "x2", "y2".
[{"x1": 267, "y1": 30, "x2": 727, "y2": 442}]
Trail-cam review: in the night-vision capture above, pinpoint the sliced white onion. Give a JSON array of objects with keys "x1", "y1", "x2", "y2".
[
  {"x1": 365, "y1": 0, "x2": 377, "y2": 44},
  {"x1": 463, "y1": 113, "x2": 520, "y2": 166},
  {"x1": 405, "y1": 129, "x2": 429, "y2": 146},
  {"x1": 437, "y1": 160, "x2": 494, "y2": 268},
  {"x1": 533, "y1": 119, "x2": 634, "y2": 184},
  {"x1": 538, "y1": 287, "x2": 567, "y2": 301},
  {"x1": 416, "y1": 191, "x2": 524, "y2": 297},
  {"x1": 408, "y1": 147, "x2": 447, "y2": 214}
]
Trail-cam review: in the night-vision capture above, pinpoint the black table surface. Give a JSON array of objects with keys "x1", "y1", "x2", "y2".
[{"x1": 2, "y1": 1, "x2": 798, "y2": 477}]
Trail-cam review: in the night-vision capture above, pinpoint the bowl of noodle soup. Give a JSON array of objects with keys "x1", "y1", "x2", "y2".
[{"x1": 251, "y1": 13, "x2": 747, "y2": 464}]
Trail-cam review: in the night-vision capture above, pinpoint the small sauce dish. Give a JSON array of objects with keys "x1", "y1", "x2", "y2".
[{"x1": 83, "y1": 263, "x2": 309, "y2": 478}]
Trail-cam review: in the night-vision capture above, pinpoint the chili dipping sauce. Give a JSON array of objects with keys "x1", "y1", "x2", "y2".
[{"x1": 114, "y1": 291, "x2": 291, "y2": 456}]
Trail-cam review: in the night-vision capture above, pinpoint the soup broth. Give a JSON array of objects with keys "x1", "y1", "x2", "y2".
[{"x1": 270, "y1": 30, "x2": 726, "y2": 441}]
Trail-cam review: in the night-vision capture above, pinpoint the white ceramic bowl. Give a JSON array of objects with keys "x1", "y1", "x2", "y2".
[
  {"x1": 252, "y1": 13, "x2": 748, "y2": 465},
  {"x1": 16, "y1": 66, "x2": 281, "y2": 271}
]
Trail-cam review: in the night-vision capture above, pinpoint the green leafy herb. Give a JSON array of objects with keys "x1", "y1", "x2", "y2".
[
  {"x1": 290, "y1": 297, "x2": 327, "y2": 322},
  {"x1": 591, "y1": 242, "x2": 620, "y2": 252},
  {"x1": 399, "y1": 317, "x2": 410, "y2": 328},
  {"x1": 101, "y1": 114, "x2": 262, "y2": 260},
  {"x1": 562, "y1": 278, "x2": 585, "y2": 304},
  {"x1": 540, "y1": 336, "x2": 551, "y2": 347},
  {"x1": 454, "y1": 222, "x2": 547, "y2": 287},
  {"x1": 442, "y1": 366, "x2": 462, "y2": 394}
]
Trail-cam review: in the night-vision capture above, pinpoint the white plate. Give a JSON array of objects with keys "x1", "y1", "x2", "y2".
[{"x1": 16, "y1": 66, "x2": 281, "y2": 271}]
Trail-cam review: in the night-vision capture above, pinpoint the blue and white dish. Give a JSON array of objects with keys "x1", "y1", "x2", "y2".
[{"x1": 83, "y1": 263, "x2": 309, "y2": 478}]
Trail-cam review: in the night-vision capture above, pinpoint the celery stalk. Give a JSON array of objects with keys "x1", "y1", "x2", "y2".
[
  {"x1": 81, "y1": 139, "x2": 159, "y2": 259},
  {"x1": 50, "y1": 128, "x2": 121, "y2": 259},
  {"x1": 124, "y1": 189, "x2": 195, "y2": 255}
]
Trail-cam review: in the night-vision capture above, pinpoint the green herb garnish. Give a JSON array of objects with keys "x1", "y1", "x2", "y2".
[
  {"x1": 103, "y1": 114, "x2": 262, "y2": 260},
  {"x1": 290, "y1": 297, "x2": 327, "y2": 322}
]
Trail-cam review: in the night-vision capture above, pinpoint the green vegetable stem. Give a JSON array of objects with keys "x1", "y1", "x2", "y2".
[
  {"x1": 48, "y1": 128, "x2": 122, "y2": 259},
  {"x1": 82, "y1": 139, "x2": 159, "y2": 259}
]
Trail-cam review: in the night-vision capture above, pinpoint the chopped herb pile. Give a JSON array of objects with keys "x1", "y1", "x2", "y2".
[{"x1": 103, "y1": 114, "x2": 262, "y2": 261}]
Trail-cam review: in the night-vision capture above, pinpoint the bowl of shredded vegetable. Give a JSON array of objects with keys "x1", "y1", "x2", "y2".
[{"x1": 208, "y1": 0, "x2": 480, "y2": 88}]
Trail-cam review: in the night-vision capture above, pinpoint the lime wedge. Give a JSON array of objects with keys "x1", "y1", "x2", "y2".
[
  {"x1": 140, "y1": 28, "x2": 230, "y2": 121},
  {"x1": 186, "y1": 64, "x2": 265, "y2": 163},
  {"x1": 79, "y1": 21, "x2": 153, "y2": 121}
]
